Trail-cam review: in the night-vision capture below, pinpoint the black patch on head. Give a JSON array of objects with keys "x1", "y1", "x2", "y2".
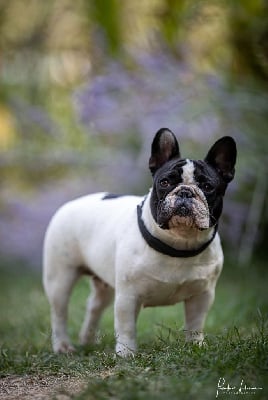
[
  {"x1": 193, "y1": 160, "x2": 226, "y2": 226},
  {"x1": 150, "y1": 158, "x2": 187, "y2": 226},
  {"x1": 102, "y1": 193, "x2": 126, "y2": 200},
  {"x1": 154, "y1": 158, "x2": 187, "y2": 193}
]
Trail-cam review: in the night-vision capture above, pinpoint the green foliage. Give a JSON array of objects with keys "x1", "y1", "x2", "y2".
[
  {"x1": 159, "y1": 0, "x2": 187, "y2": 56},
  {"x1": 88, "y1": 0, "x2": 122, "y2": 56},
  {"x1": 227, "y1": 0, "x2": 268, "y2": 80}
]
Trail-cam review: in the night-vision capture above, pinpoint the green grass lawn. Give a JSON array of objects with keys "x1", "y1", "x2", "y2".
[{"x1": 0, "y1": 258, "x2": 267, "y2": 399}]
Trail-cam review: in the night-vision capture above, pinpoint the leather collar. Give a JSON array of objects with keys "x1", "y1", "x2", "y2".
[{"x1": 137, "y1": 198, "x2": 218, "y2": 258}]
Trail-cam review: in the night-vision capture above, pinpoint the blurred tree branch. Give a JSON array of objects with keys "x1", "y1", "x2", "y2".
[
  {"x1": 85, "y1": 0, "x2": 122, "y2": 57},
  {"x1": 228, "y1": 0, "x2": 268, "y2": 82}
]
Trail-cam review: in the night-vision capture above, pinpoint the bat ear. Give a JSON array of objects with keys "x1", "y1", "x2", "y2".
[
  {"x1": 204, "y1": 136, "x2": 237, "y2": 182},
  {"x1": 149, "y1": 128, "x2": 180, "y2": 175}
]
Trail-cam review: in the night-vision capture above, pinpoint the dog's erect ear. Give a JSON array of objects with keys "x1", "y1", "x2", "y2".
[
  {"x1": 205, "y1": 136, "x2": 237, "y2": 183},
  {"x1": 149, "y1": 128, "x2": 180, "y2": 175}
]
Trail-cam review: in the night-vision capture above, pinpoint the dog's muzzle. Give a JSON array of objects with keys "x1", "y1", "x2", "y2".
[{"x1": 174, "y1": 187, "x2": 194, "y2": 217}]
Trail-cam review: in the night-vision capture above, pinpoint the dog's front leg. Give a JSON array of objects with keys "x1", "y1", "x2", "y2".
[
  {"x1": 184, "y1": 289, "x2": 215, "y2": 345},
  {"x1": 114, "y1": 292, "x2": 141, "y2": 357}
]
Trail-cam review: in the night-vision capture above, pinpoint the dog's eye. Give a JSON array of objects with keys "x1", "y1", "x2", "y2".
[
  {"x1": 202, "y1": 182, "x2": 214, "y2": 192},
  {"x1": 160, "y1": 179, "x2": 170, "y2": 188}
]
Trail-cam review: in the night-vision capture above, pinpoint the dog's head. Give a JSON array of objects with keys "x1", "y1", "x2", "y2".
[{"x1": 149, "y1": 128, "x2": 237, "y2": 231}]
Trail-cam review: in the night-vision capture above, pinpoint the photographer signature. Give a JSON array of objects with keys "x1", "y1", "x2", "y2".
[{"x1": 216, "y1": 377, "x2": 263, "y2": 398}]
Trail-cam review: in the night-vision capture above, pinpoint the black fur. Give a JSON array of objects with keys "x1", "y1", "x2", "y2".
[{"x1": 102, "y1": 193, "x2": 126, "y2": 200}]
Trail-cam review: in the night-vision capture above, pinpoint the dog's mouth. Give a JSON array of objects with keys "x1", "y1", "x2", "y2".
[{"x1": 157, "y1": 185, "x2": 210, "y2": 230}]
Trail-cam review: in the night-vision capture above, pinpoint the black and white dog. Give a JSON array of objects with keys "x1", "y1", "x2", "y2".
[{"x1": 43, "y1": 128, "x2": 236, "y2": 357}]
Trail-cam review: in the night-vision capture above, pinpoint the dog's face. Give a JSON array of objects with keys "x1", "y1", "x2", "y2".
[{"x1": 149, "y1": 128, "x2": 237, "y2": 231}]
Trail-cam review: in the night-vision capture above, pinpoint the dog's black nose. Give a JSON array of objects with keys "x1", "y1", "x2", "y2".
[
  {"x1": 178, "y1": 204, "x2": 190, "y2": 217},
  {"x1": 175, "y1": 189, "x2": 193, "y2": 217},
  {"x1": 178, "y1": 188, "x2": 193, "y2": 199}
]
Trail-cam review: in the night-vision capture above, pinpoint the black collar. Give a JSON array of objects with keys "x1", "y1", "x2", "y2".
[{"x1": 137, "y1": 198, "x2": 218, "y2": 258}]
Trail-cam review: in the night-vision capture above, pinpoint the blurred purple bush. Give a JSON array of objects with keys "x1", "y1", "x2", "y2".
[
  {"x1": 0, "y1": 53, "x2": 267, "y2": 269},
  {"x1": 74, "y1": 53, "x2": 222, "y2": 142}
]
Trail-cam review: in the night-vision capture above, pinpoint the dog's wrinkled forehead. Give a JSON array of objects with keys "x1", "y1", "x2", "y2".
[
  {"x1": 171, "y1": 158, "x2": 196, "y2": 185},
  {"x1": 154, "y1": 158, "x2": 194, "y2": 185},
  {"x1": 154, "y1": 158, "x2": 187, "y2": 181},
  {"x1": 155, "y1": 158, "x2": 220, "y2": 187}
]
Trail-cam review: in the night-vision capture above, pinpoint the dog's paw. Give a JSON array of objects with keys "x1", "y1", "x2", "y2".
[
  {"x1": 116, "y1": 343, "x2": 136, "y2": 358},
  {"x1": 53, "y1": 340, "x2": 76, "y2": 354},
  {"x1": 185, "y1": 330, "x2": 205, "y2": 346}
]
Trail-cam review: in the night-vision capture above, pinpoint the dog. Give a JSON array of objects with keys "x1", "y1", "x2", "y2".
[{"x1": 43, "y1": 128, "x2": 236, "y2": 357}]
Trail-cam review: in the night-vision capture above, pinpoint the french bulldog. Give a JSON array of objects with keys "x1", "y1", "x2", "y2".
[{"x1": 43, "y1": 128, "x2": 236, "y2": 357}]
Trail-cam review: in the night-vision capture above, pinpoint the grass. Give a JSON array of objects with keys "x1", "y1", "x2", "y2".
[{"x1": 0, "y1": 258, "x2": 267, "y2": 399}]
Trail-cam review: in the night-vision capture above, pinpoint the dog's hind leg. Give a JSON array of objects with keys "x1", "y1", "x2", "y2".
[
  {"x1": 43, "y1": 226, "x2": 82, "y2": 354},
  {"x1": 44, "y1": 264, "x2": 80, "y2": 353},
  {"x1": 79, "y1": 277, "x2": 114, "y2": 345}
]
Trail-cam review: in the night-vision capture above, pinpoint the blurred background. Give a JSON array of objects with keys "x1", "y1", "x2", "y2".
[{"x1": 0, "y1": 0, "x2": 267, "y2": 271}]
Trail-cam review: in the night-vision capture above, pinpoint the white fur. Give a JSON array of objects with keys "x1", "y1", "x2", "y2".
[
  {"x1": 43, "y1": 192, "x2": 223, "y2": 357},
  {"x1": 182, "y1": 159, "x2": 195, "y2": 184}
]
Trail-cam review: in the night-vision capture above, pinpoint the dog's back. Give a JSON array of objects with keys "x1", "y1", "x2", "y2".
[{"x1": 43, "y1": 192, "x2": 142, "y2": 289}]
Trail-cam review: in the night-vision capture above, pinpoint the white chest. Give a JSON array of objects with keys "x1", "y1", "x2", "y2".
[{"x1": 141, "y1": 277, "x2": 211, "y2": 307}]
